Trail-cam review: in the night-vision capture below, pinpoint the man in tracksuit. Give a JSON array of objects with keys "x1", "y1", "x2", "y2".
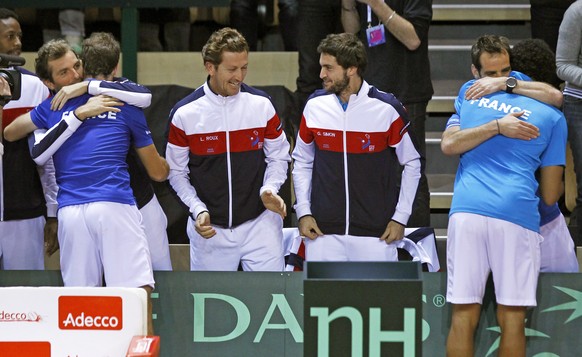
[
  {"x1": 292, "y1": 32, "x2": 422, "y2": 261},
  {"x1": 0, "y1": 8, "x2": 56, "y2": 270},
  {"x1": 166, "y1": 27, "x2": 291, "y2": 271}
]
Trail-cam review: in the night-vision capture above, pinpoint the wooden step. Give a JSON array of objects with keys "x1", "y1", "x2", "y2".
[
  {"x1": 428, "y1": 173, "x2": 455, "y2": 209},
  {"x1": 432, "y1": 0, "x2": 530, "y2": 21},
  {"x1": 428, "y1": 96, "x2": 456, "y2": 113},
  {"x1": 433, "y1": 4, "x2": 530, "y2": 21}
]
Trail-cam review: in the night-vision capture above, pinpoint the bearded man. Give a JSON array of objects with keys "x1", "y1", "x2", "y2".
[{"x1": 292, "y1": 33, "x2": 422, "y2": 261}]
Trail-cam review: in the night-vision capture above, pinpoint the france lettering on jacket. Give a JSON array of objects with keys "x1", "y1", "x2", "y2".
[
  {"x1": 62, "y1": 110, "x2": 118, "y2": 121},
  {"x1": 468, "y1": 97, "x2": 532, "y2": 120}
]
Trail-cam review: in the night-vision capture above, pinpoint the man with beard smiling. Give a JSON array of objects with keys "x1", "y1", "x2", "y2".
[{"x1": 292, "y1": 32, "x2": 421, "y2": 261}]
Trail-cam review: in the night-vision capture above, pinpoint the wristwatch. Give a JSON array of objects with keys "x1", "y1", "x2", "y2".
[{"x1": 505, "y1": 76, "x2": 517, "y2": 94}]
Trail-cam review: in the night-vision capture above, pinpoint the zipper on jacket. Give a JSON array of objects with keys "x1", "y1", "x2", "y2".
[
  {"x1": 343, "y1": 109, "x2": 350, "y2": 235},
  {"x1": 223, "y1": 100, "x2": 233, "y2": 228}
]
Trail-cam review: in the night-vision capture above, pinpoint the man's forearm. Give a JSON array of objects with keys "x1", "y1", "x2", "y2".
[
  {"x1": 539, "y1": 165, "x2": 565, "y2": 206},
  {"x1": 32, "y1": 112, "x2": 81, "y2": 165},
  {"x1": 89, "y1": 79, "x2": 152, "y2": 108},
  {"x1": 514, "y1": 80, "x2": 563, "y2": 108},
  {"x1": 367, "y1": 0, "x2": 420, "y2": 50},
  {"x1": 441, "y1": 122, "x2": 498, "y2": 156},
  {"x1": 341, "y1": 0, "x2": 360, "y2": 33},
  {"x1": 3, "y1": 112, "x2": 39, "y2": 142},
  {"x1": 36, "y1": 156, "x2": 58, "y2": 217}
]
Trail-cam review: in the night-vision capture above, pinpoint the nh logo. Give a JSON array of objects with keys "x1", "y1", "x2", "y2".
[{"x1": 310, "y1": 307, "x2": 416, "y2": 357}]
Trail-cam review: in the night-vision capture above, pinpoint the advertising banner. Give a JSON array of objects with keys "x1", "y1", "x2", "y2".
[
  {"x1": 1, "y1": 271, "x2": 581, "y2": 356},
  {"x1": 0, "y1": 287, "x2": 147, "y2": 356}
]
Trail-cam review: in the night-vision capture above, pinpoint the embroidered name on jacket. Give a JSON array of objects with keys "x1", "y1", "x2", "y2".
[
  {"x1": 189, "y1": 128, "x2": 265, "y2": 155},
  {"x1": 309, "y1": 119, "x2": 406, "y2": 154}
]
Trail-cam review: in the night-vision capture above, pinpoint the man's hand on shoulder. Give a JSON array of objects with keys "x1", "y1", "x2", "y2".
[
  {"x1": 465, "y1": 77, "x2": 504, "y2": 100},
  {"x1": 73, "y1": 95, "x2": 123, "y2": 121}
]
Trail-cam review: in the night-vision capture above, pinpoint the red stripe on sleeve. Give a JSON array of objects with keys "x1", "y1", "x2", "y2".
[
  {"x1": 167, "y1": 123, "x2": 189, "y2": 147},
  {"x1": 298, "y1": 116, "x2": 314, "y2": 144},
  {"x1": 387, "y1": 116, "x2": 407, "y2": 147},
  {"x1": 265, "y1": 114, "x2": 283, "y2": 140}
]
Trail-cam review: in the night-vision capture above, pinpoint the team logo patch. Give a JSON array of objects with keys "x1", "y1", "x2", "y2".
[
  {"x1": 360, "y1": 133, "x2": 374, "y2": 151},
  {"x1": 248, "y1": 130, "x2": 261, "y2": 148}
]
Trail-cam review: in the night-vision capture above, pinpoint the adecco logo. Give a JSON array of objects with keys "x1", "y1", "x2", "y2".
[
  {"x1": 59, "y1": 296, "x2": 123, "y2": 331},
  {"x1": 0, "y1": 310, "x2": 41, "y2": 322}
]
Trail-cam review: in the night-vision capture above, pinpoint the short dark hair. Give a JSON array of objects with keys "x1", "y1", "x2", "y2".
[
  {"x1": 35, "y1": 39, "x2": 73, "y2": 82},
  {"x1": 471, "y1": 34, "x2": 511, "y2": 72},
  {"x1": 81, "y1": 32, "x2": 120, "y2": 78},
  {"x1": 317, "y1": 33, "x2": 367, "y2": 77},
  {"x1": 202, "y1": 27, "x2": 249, "y2": 66},
  {"x1": 0, "y1": 8, "x2": 18, "y2": 22},
  {"x1": 510, "y1": 39, "x2": 557, "y2": 87}
]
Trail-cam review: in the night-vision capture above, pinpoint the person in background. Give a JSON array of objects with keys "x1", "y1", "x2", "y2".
[
  {"x1": 342, "y1": 0, "x2": 433, "y2": 227},
  {"x1": 229, "y1": 0, "x2": 298, "y2": 51},
  {"x1": 530, "y1": 0, "x2": 575, "y2": 87},
  {"x1": 38, "y1": 8, "x2": 85, "y2": 53},
  {"x1": 289, "y1": 0, "x2": 342, "y2": 132},
  {"x1": 0, "y1": 8, "x2": 56, "y2": 270},
  {"x1": 139, "y1": 8, "x2": 192, "y2": 51},
  {"x1": 557, "y1": 0, "x2": 582, "y2": 247},
  {"x1": 530, "y1": 0, "x2": 575, "y2": 53}
]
